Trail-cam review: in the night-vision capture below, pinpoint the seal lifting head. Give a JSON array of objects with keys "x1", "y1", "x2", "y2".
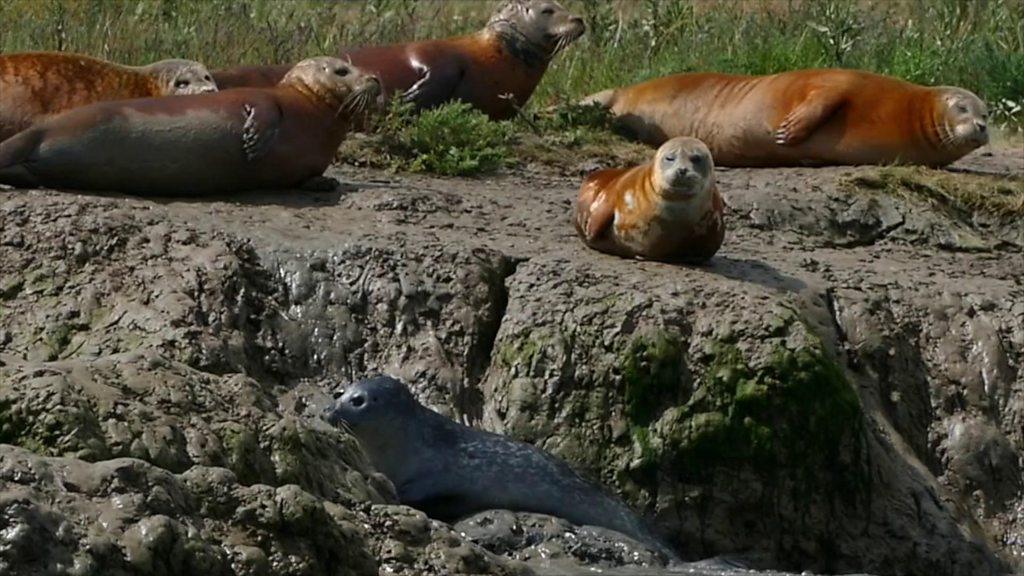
[{"x1": 325, "y1": 375, "x2": 414, "y2": 429}]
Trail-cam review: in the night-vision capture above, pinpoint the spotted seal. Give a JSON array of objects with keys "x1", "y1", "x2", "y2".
[{"x1": 324, "y1": 375, "x2": 678, "y2": 561}]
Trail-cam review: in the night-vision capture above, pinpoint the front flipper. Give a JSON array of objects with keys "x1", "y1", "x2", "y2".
[
  {"x1": 774, "y1": 87, "x2": 846, "y2": 146},
  {"x1": 402, "y1": 55, "x2": 463, "y2": 109},
  {"x1": 0, "y1": 127, "x2": 44, "y2": 188},
  {"x1": 576, "y1": 179, "x2": 615, "y2": 244},
  {"x1": 240, "y1": 102, "x2": 282, "y2": 162}
]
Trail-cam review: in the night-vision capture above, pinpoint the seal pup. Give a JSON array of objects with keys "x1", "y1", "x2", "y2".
[
  {"x1": 0, "y1": 51, "x2": 218, "y2": 141},
  {"x1": 214, "y1": 0, "x2": 585, "y2": 120},
  {"x1": 0, "y1": 57, "x2": 380, "y2": 195},
  {"x1": 325, "y1": 375, "x2": 679, "y2": 561},
  {"x1": 582, "y1": 69, "x2": 989, "y2": 167},
  {"x1": 575, "y1": 137, "x2": 724, "y2": 263}
]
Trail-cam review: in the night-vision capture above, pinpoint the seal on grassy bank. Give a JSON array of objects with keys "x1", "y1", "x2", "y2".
[
  {"x1": 0, "y1": 57, "x2": 379, "y2": 195},
  {"x1": 213, "y1": 0, "x2": 585, "y2": 120},
  {"x1": 574, "y1": 136, "x2": 724, "y2": 263},
  {"x1": 0, "y1": 51, "x2": 217, "y2": 141},
  {"x1": 582, "y1": 69, "x2": 989, "y2": 167},
  {"x1": 324, "y1": 375, "x2": 678, "y2": 561}
]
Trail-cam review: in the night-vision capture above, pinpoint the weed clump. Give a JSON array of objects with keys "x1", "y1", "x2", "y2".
[{"x1": 358, "y1": 99, "x2": 514, "y2": 176}]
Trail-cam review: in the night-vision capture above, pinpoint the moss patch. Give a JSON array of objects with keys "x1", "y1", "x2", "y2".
[
  {"x1": 619, "y1": 332, "x2": 685, "y2": 427},
  {"x1": 662, "y1": 343, "x2": 866, "y2": 495},
  {"x1": 44, "y1": 323, "x2": 74, "y2": 361},
  {"x1": 848, "y1": 167, "x2": 1024, "y2": 218}
]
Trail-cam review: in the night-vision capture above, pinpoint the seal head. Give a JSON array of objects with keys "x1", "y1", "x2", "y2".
[
  {"x1": 652, "y1": 137, "x2": 715, "y2": 202},
  {"x1": 140, "y1": 59, "x2": 219, "y2": 95},
  {"x1": 935, "y1": 87, "x2": 989, "y2": 150},
  {"x1": 282, "y1": 56, "x2": 382, "y2": 116},
  {"x1": 487, "y1": 0, "x2": 585, "y2": 66},
  {"x1": 326, "y1": 375, "x2": 416, "y2": 431}
]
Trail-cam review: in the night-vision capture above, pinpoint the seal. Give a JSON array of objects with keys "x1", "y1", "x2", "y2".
[
  {"x1": 213, "y1": 0, "x2": 585, "y2": 120},
  {"x1": 574, "y1": 137, "x2": 724, "y2": 263},
  {"x1": 325, "y1": 375, "x2": 678, "y2": 561},
  {"x1": 582, "y1": 69, "x2": 990, "y2": 167},
  {"x1": 0, "y1": 57, "x2": 380, "y2": 194},
  {"x1": 0, "y1": 51, "x2": 218, "y2": 141}
]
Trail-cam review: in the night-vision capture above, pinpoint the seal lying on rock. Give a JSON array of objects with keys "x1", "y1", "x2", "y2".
[
  {"x1": 324, "y1": 375, "x2": 678, "y2": 561},
  {"x1": 0, "y1": 57, "x2": 379, "y2": 194},
  {"x1": 582, "y1": 69, "x2": 990, "y2": 167},
  {"x1": 0, "y1": 51, "x2": 217, "y2": 141},
  {"x1": 574, "y1": 136, "x2": 724, "y2": 263},
  {"x1": 213, "y1": 0, "x2": 585, "y2": 120}
]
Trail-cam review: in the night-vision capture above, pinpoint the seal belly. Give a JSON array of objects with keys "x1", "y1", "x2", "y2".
[{"x1": 29, "y1": 110, "x2": 249, "y2": 194}]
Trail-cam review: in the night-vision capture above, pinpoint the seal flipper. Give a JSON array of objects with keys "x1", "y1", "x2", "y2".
[
  {"x1": 0, "y1": 127, "x2": 44, "y2": 188},
  {"x1": 579, "y1": 187, "x2": 615, "y2": 244},
  {"x1": 774, "y1": 88, "x2": 846, "y2": 146},
  {"x1": 240, "y1": 101, "x2": 282, "y2": 162},
  {"x1": 402, "y1": 56, "x2": 463, "y2": 109}
]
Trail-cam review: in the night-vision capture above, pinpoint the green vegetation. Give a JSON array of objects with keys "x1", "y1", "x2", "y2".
[
  {"x1": 619, "y1": 332, "x2": 684, "y2": 427},
  {"x1": 659, "y1": 342, "x2": 866, "y2": 494},
  {"x1": 345, "y1": 99, "x2": 514, "y2": 176},
  {"x1": 849, "y1": 167, "x2": 1024, "y2": 218}
]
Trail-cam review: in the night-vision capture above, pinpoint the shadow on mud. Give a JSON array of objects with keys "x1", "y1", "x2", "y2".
[{"x1": 706, "y1": 255, "x2": 808, "y2": 293}]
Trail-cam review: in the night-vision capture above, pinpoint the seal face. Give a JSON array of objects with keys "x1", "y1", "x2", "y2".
[
  {"x1": 325, "y1": 375, "x2": 676, "y2": 560},
  {"x1": 141, "y1": 58, "x2": 219, "y2": 96},
  {"x1": 575, "y1": 137, "x2": 725, "y2": 263},
  {"x1": 213, "y1": 0, "x2": 584, "y2": 120},
  {"x1": 0, "y1": 52, "x2": 217, "y2": 141},
  {"x1": 583, "y1": 69, "x2": 990, "y2": 167},
  {"x1": 0, "y1": 56, "x2": 380, "y2": 195}
]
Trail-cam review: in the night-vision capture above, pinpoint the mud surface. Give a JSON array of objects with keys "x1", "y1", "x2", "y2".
[{"x1": 0, "y1": 146, "x2": 1021, "y2": 576}]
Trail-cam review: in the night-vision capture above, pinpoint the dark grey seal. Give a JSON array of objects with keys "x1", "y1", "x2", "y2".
[{"x1": 324, "y1": 375, "x2": 678, "y2": 561}]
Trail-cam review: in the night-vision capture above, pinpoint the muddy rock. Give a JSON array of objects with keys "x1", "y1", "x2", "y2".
[{"x1": 0, "y1": 147, "x2": 1022, "y2": 575}]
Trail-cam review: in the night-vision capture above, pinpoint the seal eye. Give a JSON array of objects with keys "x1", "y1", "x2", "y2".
[
  {"x1": 956, "y1": 103, "x2": 969, "y2": 114},
  {"x1": 541, "y1": 7, "x2": 555, "y2": 15},
  {"x1": 335, "y1": 67, "x2": 350, "y2": 77},
  {"x1": 663, "y1": 154, "x2": 677, "y2": 163},
  {"x1": 204, "y1": 74, "x2": 212, "y2": 81},
  {"x1": 689, "y1": 153, "x2": 704, "y2": 164},
  {"x1": 350, "y1": 393, "x2": 366, "y2": 408}
]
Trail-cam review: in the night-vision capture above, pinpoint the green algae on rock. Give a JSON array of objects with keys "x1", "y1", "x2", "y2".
[{"x1": 653, "y1": 343, "x2": 866, "y2": 494}]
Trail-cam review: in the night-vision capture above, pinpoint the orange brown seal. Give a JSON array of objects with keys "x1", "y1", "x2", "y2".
[
  {"x1": 213, "y1": 0, "x2": 585, "y2": 120},
  {"x1": 0, "y1": 51, "x2": 218, "y2": 141},
  {"x1": 574, "y1": 137, "x2": 724, "y2": 263},
  {"x1": 583, "y1": 69, "x2": 989, "y2": 167},
  {"x1": 0, "y1": 57, "x2": 380, "y2": 195}
]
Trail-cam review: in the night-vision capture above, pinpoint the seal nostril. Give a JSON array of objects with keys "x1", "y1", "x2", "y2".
[{"x1": 332, "y1": 389, "x2": 344, "y2": 399}]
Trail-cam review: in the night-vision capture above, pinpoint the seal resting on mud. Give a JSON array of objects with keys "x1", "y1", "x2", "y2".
[
  {"x1": 325, "y1": 375, "x2": 678, "y2": 561},
  {"x1": 0, "y1": 57, "x2": 380, "y2": 195},
  {"x1": 582, "y1": 69, "x2": 990, "y2": 167},
  {"x1": 0, "y1": 51, "x2": 218, "y2": 141},
  {"x1": 213, "y1": 0, "x2": 585, "y2": 120},
  {"x1": 574, "y1": 137, "x2": 724, "y2": 263}
]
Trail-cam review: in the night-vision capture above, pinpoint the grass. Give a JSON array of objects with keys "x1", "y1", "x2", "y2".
[
  {"x1": 848, "y1": 168, "x2": 1024, "y2": 218},
  {"x1": 1, "y1": 0, "x2": 1021, "y2": 174}
]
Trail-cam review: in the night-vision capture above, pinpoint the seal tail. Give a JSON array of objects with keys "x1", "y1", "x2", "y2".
[
  {"x1": 579, "y1": 88, "x2": 617, "y2": 108},
  {"x1": 0, "y1": 127, "x2": 44, "y2": 188}
]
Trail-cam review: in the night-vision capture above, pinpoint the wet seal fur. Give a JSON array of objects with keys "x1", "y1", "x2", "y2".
[
  {"x1": 575, "y1": 137, "x2": 724, "y2": 263},
  {"x1": 583, "y1": 68, "x2": 989, "y2": 167},
  {"x1": 214, "y1": 0, "x2": 585, "y2": 120},
  {"x1": 0, "y1": 57, "x2": 380, "y2": 195},
  {"x1": 0, "y1": 51, "x2": 217, "y2": 141},
  {"x1": 325, "y1": 375, "x2": 678, "y2": 562}
]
